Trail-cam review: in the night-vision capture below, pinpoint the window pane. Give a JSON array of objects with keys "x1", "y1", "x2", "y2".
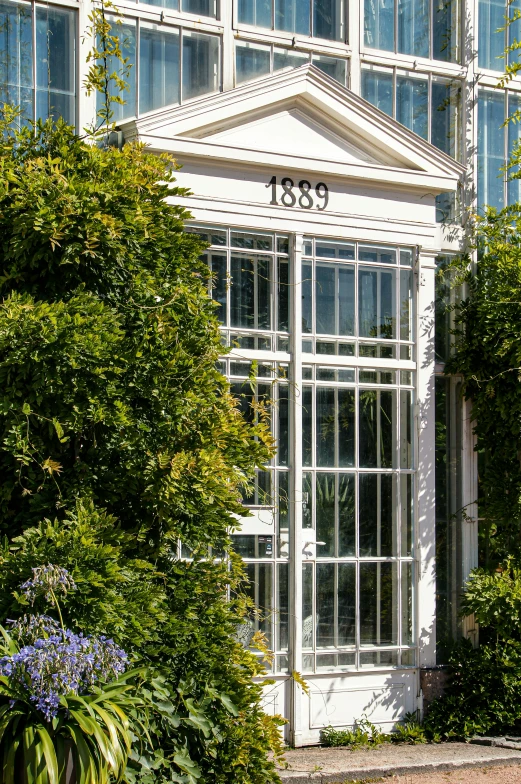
[
  {"x1": 338, "y1": 473, "x2": 355, "y2": 556},
  {"x1": 303, "y1": 386, "x2": 313, "y2": 466},
  {"x1": 182, "y1": 32, "x2": 219, "y2": 100},
  {"x1": 276, "y1": 0, "x2": 310, "y2": 34},
  {"x1": 139, "y1": 27, "x2": 179, "y2": 114},
  {"x1": 402, "y1": 562, "x2": 413, "y2": 645},
  {"x1": 316, "y1": 473, "x2": 336, "y2": 556},
  {"x1": 359, "y1": 390, "x2": 395, "y2": 468},
  {"x1": 338, "y1": 389, "x2": 355, "y2": 466},
  {"x1": 230, "y1": 254, "x2": 272, "y2": 329},
  {"x1": 361, "y1": 69, "x2": 393, "y2": 117},
  {"x1": 206, "y1": 252, "x2": 227, "y2": 324},
  {"x1": 398, "y1": 0, "x2": 429, "y2": 55},
  {"x1": 477, "y1": 90, "x2": 505, "y2": 211},
  {"x1": 0, "y1": 1, "x2": 33, "y2": 122},
  {"x1": 144, "y1": 0, "x2": 178, "y2": 9},
  {"x1": 312, "y1": 55, "x2": 347, "y2": 85},
  {"x1": 359, "y1": 473, "x2": 395, "y2": 556},
  {"x1": 401, "y1": 474, "x2": 413, "y2": 556},
  {"x1": 396, "y1": 75, "x2": 428, "y2": 139},
  {"x1": 364, "y1": 0, "x2": 395, "y2": 51},
  {"x1": 358, "y1": 267, "x2": 397, "y2": 339},
  {"x1": 400, "y1": 390, "x2": 413, "y2": 468},
  {"x1": 400, "y1": 268, "x2": 413, "y2": 341},
  {"x1": 431, "y1": 80, "x2": 460, "y2": 158},
  {"x1": 317, "y1": 387, "x2": 335, "y2": 466},
  {"x1": 478, "y1": 0, "x2": 505, "y2": 70},
  {"x1": 244, "y1": 563, "x2": 273, "y2": 646},
  {"x1": 97, "y1": 23, "x2": 136, "y2": 121},
  {"x1": 277, "y1": 563, "x2": 289, "y2": 650},
  {"x1": 360, "y1": 562, "x2": 398, "y2": 645},
  {"x1": 508, "y1": 93, "x2": 521, "y2": 204},
  {"x1": 273, "y1": 47, "x2": 309, "y2": 71},
  {"x1": 238, "y1": 0, "x2": 272, "y2": 27},
  {"x1": 314, "y1": 0, "x2": 344, "y2": 40},
  {"x1": 317, "y1": 563, "x2": 356, "y2": 647},
  {"x1": 277, "y1": 384, "x2": 289, "y2": 466},
  {"x1": 277, "y1": 257, "x2": 289, "y2": 331},
  {"x1": 182, "y1": 0, "x2": 215, "y2": 15},
  {"x1": 236, "y1": 42, "x2": 271, "y2": 83},
  {"x1": 302, "y1": 563, "x2": 314, "y2": 649},
  {"x1": 36, "y1": 7, "x2": 75, "y2": 125},
  {"x1": 302, "y1": 261, "x2": 313, "y2": 333},
  {"x1": 433, "y1": 0, "x2": 459, "y2": 61}
]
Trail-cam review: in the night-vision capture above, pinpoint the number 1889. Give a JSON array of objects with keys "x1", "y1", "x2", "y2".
[{"x1": 266, "y1": 176, "x2": 329, "y2": 211}]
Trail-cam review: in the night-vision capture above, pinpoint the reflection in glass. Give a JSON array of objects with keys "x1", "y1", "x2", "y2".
[
  {"x1": 230, "y1": 254, "x2": 272, "y2": 329},
  {"x1": 398, "y1": 0, "x2": 429, "y2": 56},
  {"x1": 206, "y1": 251, "x2": 227, "y2": 324},
  {"x1": 316, "y1": 563, "x2": 356, "y2": 647},
  {"x1": 97, "y1": 23, "x2": 136, "y2": 121},
  {"x1": 402, "y1": 561, "x2": 413, "y2": 645},
  {"x1": 303, "y1": 471, "x2": 313, "y2": 528},
  {"x1": 316, "y1": 263, "x2": 355, "y2": 336},
  {"x1": 278, "y1": 563, "x2": 289, "y2": 650},
  {"x1": 338, "y1": 473, "x2": 356, "y2": 555},
  {"x1": 302, "y1": 386, "x2": 313, "y2": 466},
  {"x1": 316, "y1": 388, "x2": 355, "y2": 467},
  {"x1": 359, "y1": 473, "x2": 395, "y2": 556},
  {"x1": 360, "y1": 562, "x2": 397, "y2": 645},
  {"x1": 400, "y1": 390, "x2": 413, "y2": 468},
  {"x1": 243, "y1": 563, "x2": 273, "y2": 646},
  {"x1": 278, "y1": 258, "x2": 289, "y2": 331},
  {"x1": 139, "y1": 28, "x2": 179, "y2": 114},
  {"x1": 276, "y1": 0, "x2": 310, "y2": 34},
  {"x1": 431, "y1": 80, "x2": 460, "y2": 158},
  {"x1": 401, "y1": 474, "x2": 413, "y2": 556},
  {"x1": 302, "y1": 563, "x2": 314, "y2": 649},
  {"x1": 302, "y1": 262, "x2": 313, "y2": 333},
  {"x1": 396, "y1": 75, "x2": 428, "y2": 139},
  {"x1": 182, "y1": 32, "x2": 219, "y2": 100},
  {"x1": 364, "y1": 0, "x2": 395, "y2": 51},
  {"x1": 359, "y1": 390, "x2": 395, "y2": 468},
  {"x1": 316, "y1": 473, "x2": 336, "y2": 556},
  {"x1": 359, "y1": 267, "x2": 396, "y2": 339},
  {"x1": 478, "y1": 0, "x2": 505, "y2": 70},
  {"x1": 278, "y1": 384, "x2": 289, "y2": 466},
  {"x1": 478, "y1": 90, "x2": 505, "y2": 212},
  {"x1": 36, "y1": 6, "x2": 75, "y2": 125},
  {"x1": 361, "y1": 69, "x2": 393, "y2": 116}
]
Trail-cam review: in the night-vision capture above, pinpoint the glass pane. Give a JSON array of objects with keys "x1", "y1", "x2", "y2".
[
  {"x1": 361, "y1": 69, "x2": 393, "y2": 117},
  {"x1": 360, "y1": 562, "x2": 398, "y2": 645},
  {"x1": 230, "y1": 254, "x2": 272, "y2": 329},
  {"x1": 359, "y1": 390, "x2": 395, "y2": 468},
  {"x1": 302, "y1": 563, "x2": 314, "y2": 649},
  {"x1": 478, "y1": 0, "x2": 505, "y2": 70},
  {"x1": 338, "y1": 473, "x2": 355, "y2": 556},
  {"x1": 398, "y1": 0, "x2": 429, "y2": 56},
  {"x1": 238, "y1": 0, "x2": 271, "y2": 26},
  {"x1": 359, "y1": 474, "x2": 396, "y2": 556},
  {"x1": 316, "y1": 264, "x2": 336, "y2": 334},
  {"x1": 35, "y1": 7, "x2": 75, "y2": 124},
  {"x1": 0, "y1": 1, "x2": 33, "y2": 123},
  {"x1": 477, "y1": 90, "x2": 505, "y2": 211},
  {"x1": 275, "y1": 0, "x2": 310, "y2": 34},
  {"x1": 244, "y1": 563, "x2": 273, "y2": 646},
  {"x1": 277, "y1": 384, "x2": 289, "y2": 466},
  {"x1": 364, "y1": 0, "x2": 395, "y2": 51},
  {"x1": 277, "y1": 258, "x2": 289, "y2": 331},
  {"x1": 277, "y1": 563, "x2": 289, "y2": 650},
  {"x1": 317, "y1": 387, "x2": 335, "y2": 466},
  {"x1": 236, "y1": 42, "x2": 271, "y2": 83},
  {"x1": 402, "y1": 562, "x2": 413, "y2": 645},
  {"x1": 273, "y1": 47, "x2": 309, "y2": 71},
  {"x1": 97, "y1": 23, "x2": 136, "y2": 121},
  {"x1": 396, "y1": 75, "x2": 428, "y2": 139},
  {"x1": 182, "y1": 32, "x2": 219, "y2": 100},
  {"x1": 139, "y1": 27, "x2": 179, "y2": 114},
  {"x1": 508, "y1": 93, "x2": 521, "y2": 205},
  {"x1": 302, "y1": 261, "x2": 313, "y2": 333},
  {"x1": 312, "y1": 55, "x2": 347, "y2": 85},
  {"x1": 207, "y1": 252, "x2": 227, "y2": 325},
  {"x1": 400, "y1": 390, "x2": 413, "y2": 468},
  {"x1": 359, "y1": 245, "x2": 396, "y2": 264},
  {"x1": 358, "y1": 267, "x2": 397, "y2": 339},
  {"x1": 314, "y1": 0, "x2": 344, "y2": 40},
  {"x1": 338, "y1": 389, "x2": 355, "y2": 467},
  {"x1": 303, "y1": 471, "x2": 313, "y2": 528},
  {"x1": 302, "y1": 386, "x2": 313, "y2": 466},
  {"x1": 433, "y1": 0, "x2": 459, "y2": 61},
  {"x1": 316, "y1": 563, "x2": 356, "y2": 647},
  {"x1": 316, "y1": 239, "x2": 355, "y2": 258},
  {"x1": 316, "y1": 473, "x2": 335, "y2": 556},
  {"x1": 183, "y1": 0, "x2": 215, "y2": 15},
  {"x1": 400, "y1": 268, "x2": 413, "y2": 341},
  {"x1": 431, "y1": 80, "x2": 460, "y2": 158}
]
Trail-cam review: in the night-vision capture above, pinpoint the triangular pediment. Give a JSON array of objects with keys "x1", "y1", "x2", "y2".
[{"x1": 121, "y1": 65, "x2": 464, "y2": 192}]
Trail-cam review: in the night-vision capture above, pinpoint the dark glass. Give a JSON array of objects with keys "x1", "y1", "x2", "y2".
[
  {"x1": 360, "y1": 562, "x2": 397, "y2": 645},
  {"x1": 338, "y1": 389, "x2": 355, "y2": 467},
  {"x1": 278, "y1": 563, "x2": 289, "y2": 650},
  {"x1": 314, "y1": 0, "x2": 343, "y2": 40},
  {"x1": 302, "y1": 262, "x2": 313, "y2": 333},
  {"x1": 359, "y1": 474, "x2": 394, "y2": 556},
  {"x1": 316, "y1": 264, "x2": 336, "y2": 334},
  {"x1": 208, "y1": 253, "x2": 227, "y2": 324},
  {"x1": 338, "y1": 473, "x2": 355, "y2": 555},
  {"x1": 316, "y1": 473, "x2": 336, "y2": 556},
  {"x1": 316, "y1": 563, "x2": 356, "y2": 647},
  {"x1": 316, "y1": 388, "x2": 335, "y2": 466},
  {"x1": 302, "y1": 386, "x2": 313, "y2": 466},
  {"x1": 278, "y1": 258, "x2": 289, "y2": 331},
  {"x1": 302, "y1": 471, "x2": 313, "y2": 528},
  {"x1": 277, "y1": 384, "x2": 289, "y2": 466}
]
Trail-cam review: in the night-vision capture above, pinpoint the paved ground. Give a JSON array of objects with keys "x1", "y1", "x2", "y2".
[{"x1": 276, "y1": 742, "x2": 521, "y2": 782}]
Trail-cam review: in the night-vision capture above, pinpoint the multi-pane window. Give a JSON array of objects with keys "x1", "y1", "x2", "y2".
[
  {"x1": 136, "y1": 0, "x2": 217, "y2": 17},
  {"x1": 0, "y1": 1, "x2": 76, "y2": 126},
  {"x1": 478, "y1": 88, "x2": 521, "y2": 211},
  {"x1": 197, "y1": 224, "x2": 417, "y2": 675},
  {"x1": 478, "y1": 0, "x2": 520, "y2": 70},
  {"x1": 235, "y1": 41, "x2": 348, "y2": 86},
  {"x1": 364, "y1": 0, "x2": 459, "y2": 61},
  {"x1": 99, "y1": 21, "x2": 221, "y2": 121},
  {"x1": 237, "y1": 0, "x2": 345, "y2": 41}
]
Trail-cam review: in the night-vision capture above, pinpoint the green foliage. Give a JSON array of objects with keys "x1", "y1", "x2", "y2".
[
  {"x1": 320, "y1": 717, "x2": 387, "y2": 749},
  {"x1": 0, "y1": 627, "x2": 141, "y2": 784},
  {"x1": 390, "y1": 712, "x2": 427, "y2": 745},
  {"x1": 0, "y1": 115, "x2": 281, "y2": 782}
]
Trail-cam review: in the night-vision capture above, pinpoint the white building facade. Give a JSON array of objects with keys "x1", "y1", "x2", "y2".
[{"x1": 1, "y1": 0, "x2": 506, "y2": 741}]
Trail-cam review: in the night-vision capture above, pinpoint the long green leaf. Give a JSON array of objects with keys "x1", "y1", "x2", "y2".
[
  {"x1": 4, "y1": 732, "x2": 21, "y2": 784},
  {"x1": 22, "y1": 724, "x2": 39, "y2": 784},
  {"x1": 35, "y1": 724, "x2": 59, "y2": 784},
  {"x1": 67, "y1": 724, "x2": 97, "y2": 784}
]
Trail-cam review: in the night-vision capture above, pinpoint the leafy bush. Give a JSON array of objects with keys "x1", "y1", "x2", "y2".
[
  {"x1": 321, "y1": 717, "x2": 387, "y2": 748},
  {"x1": 0, "y1": 115, "x2": 282, "y2": 782}
]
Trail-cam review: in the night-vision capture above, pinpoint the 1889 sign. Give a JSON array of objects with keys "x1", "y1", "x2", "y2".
[{"x1": 266, "y1": 175, "x2": 329, "y2": 210}]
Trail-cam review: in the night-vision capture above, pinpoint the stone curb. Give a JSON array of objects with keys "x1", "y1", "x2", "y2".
[{"x1": 277, "y1": 753, "x2": 521, "y2": 782}]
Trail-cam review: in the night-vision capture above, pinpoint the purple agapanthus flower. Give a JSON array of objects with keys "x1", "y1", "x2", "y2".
[
  {"x1": 20, "y1": 565, "x2": 77, "y2": 605},
  {"x1": 0, "y1": 620, "x2": 128, "y2": 722}
]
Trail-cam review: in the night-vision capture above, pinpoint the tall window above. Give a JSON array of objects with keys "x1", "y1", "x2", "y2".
[
  {"x1": 238, "y1": 0, "x2": 345, "y2": 42},
  {"x1": 478, "y1": 0, "x2": 520, "y2": 71},
  {"x1": 364, "y1": 0, "x2": 459, "y2": 61},
  {"x1": 0, "y1": 1, "x2": 76, "y2": 126},
  {"x1": 477, "y1": 89, "x2": 521, "y2": 211},
  {"x1": 98, "y1": 21, "x2": 221, "y2": 121}
]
